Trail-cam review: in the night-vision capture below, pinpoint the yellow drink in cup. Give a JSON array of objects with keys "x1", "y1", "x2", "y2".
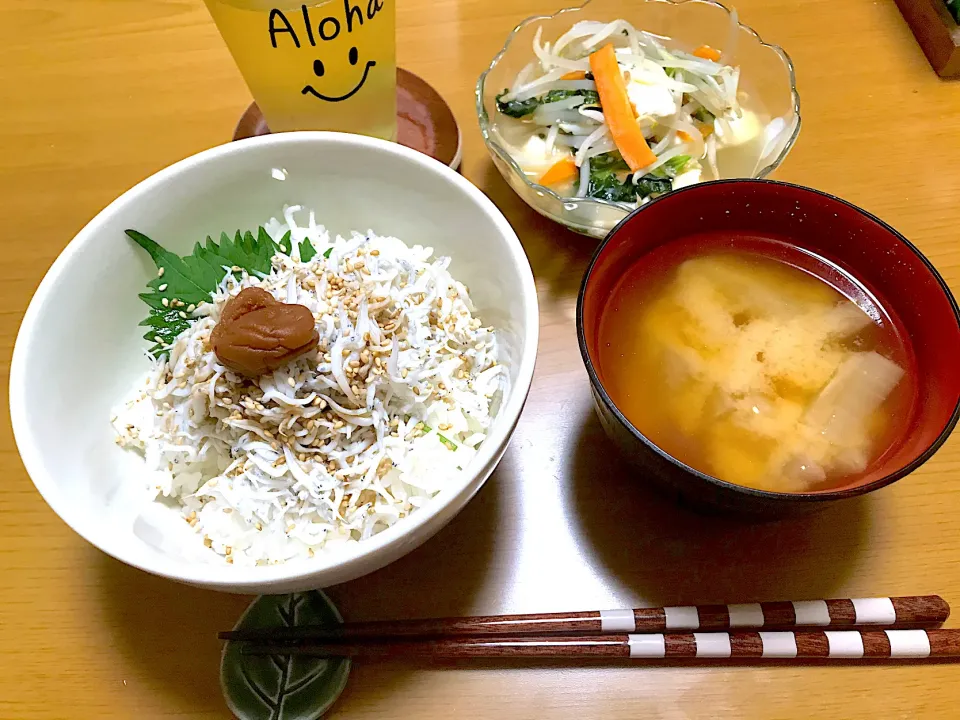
[{"x1": 204, "y1": 0, "x2": 397, "y2": 139}]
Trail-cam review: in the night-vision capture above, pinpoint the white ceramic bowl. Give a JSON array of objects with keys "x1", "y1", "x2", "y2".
[{"x1": 10, "y1": 132, "x2": 538, "y2": 594}]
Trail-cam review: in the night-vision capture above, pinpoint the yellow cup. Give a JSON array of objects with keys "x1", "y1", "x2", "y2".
[{"x1": 204, "y1": 0, "x2": 397, "y2": 139}]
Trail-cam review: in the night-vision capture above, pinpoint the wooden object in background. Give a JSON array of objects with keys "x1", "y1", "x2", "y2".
[
  {"x1": 6, "y1": 0, "x2": 960, "y2": 717},
  {"x1": 243, "y1": 629, "x2": 960, "y2": 661},
  {"x1": 895, "y1": 0, "x2": 960, "y2": 77},
  {"x1": 220, "y1": 595, "x2": 950, "y2": 642}
]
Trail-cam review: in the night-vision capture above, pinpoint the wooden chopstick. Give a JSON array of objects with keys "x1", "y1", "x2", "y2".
[
  {"x1": 220, "y1": 595, "x2": 949, "y2": 642},
  {"x1": 239, "y1": 629, "x2": 960, "y2": 661}
]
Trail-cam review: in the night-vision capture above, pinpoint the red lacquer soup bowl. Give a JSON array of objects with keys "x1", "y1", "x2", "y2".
[{"x1": 576, "y1": 180, "x2": 960, "y2": 516}]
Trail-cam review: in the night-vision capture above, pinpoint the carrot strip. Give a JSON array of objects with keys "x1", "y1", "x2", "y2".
[
  {"x1": 539, "y1": 157, "x2": 578, "y2": 186},
  {"x1": 588, "y1": 43, "x2": 656, "y2": 171},
  {"x1": 560, "y1": 70, "x2": 587, "y2": 81},
  {"x1": 693, "y1": 45, "x2": 722, "y2": 62}
]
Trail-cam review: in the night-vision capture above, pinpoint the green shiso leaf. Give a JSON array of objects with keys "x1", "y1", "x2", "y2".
[
  {"x1": 300, "y1": 239, "x2": 318, "y2": 262},
  {"x1": 126, "y1": 227, "x2": 281, "y2": 357}
]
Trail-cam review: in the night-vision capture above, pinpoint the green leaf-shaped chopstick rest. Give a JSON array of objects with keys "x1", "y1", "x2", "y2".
[{"x1": 220, "y1": 591, "x2": 350, "y2": 720}]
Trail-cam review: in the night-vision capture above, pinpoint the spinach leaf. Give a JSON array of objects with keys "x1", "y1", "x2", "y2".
[
  {"x1": 496, "y1": 87, "x2": 602, "y2": 118},
  {"x1": 544, "y1": 89, "x2": 601, "y2": 105},
  {"x1": 587, "y1": 166, "x2": 673, "y2": 204},
  {"x1": 692, "y1": 106, "x2": 715, "y2": 123},
  {"x1": 495, "y1": 90, "x2": 541, "y2": 118},
  {"x1": 662, "y1": 154, "x2": 692, "y2": 178},
  {"x1": 587, "y1": 170, "x2": 639, "y2": 203},
  {"x1": 590, "y1": 152, "x2": 630, "y2": 172},
  {"x1": 634, "y1": 175, "x2": 674, "y2": 198},
  {"x1": 586, "y1": 149, "x2": 674, "y2": 203}
]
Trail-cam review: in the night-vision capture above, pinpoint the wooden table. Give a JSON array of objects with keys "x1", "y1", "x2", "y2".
[{"x1": 2, "y1": 0, "x2": 959, "y2": 717}]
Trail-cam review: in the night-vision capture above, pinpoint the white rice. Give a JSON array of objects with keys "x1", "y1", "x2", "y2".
[{"x1": 112, "y1": 206, "x2": 503, "y2": 566}]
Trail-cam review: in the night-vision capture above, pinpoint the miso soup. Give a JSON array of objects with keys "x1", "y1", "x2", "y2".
[{"x1": 597, "y1": 233, "x2": 918, "y2": 493}]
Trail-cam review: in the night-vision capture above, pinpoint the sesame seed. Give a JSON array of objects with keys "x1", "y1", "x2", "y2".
[
  {"x1": 158, "y1": 267, "x2": 165, "y2": 277},
  {"x1": 179, "y1": 311, "x2": 187, "y2": 319},
  {"x1": 287, "y1": 377, "x2": 296, "y2": 387},
  {"x1": 204, "y1": 536, "x2": 212, "y2": 547},
  {"x1": 226, "y1": 556, "x2": 234, "y2": 564},
  {"x1": 158, "y1": 284, "x2": 168, "y2": 292},
  {"x1": 161, "y1": 298, "x2": 169, "y2": 307}
]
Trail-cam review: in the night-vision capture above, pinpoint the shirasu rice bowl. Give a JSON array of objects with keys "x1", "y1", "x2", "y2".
[{"x1": 112, "y1": 206, "x2": 504, "y2": 566}]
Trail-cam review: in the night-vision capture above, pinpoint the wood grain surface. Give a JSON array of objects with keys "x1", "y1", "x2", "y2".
[{"x1": 2, "y1": 0, "x2": 960, "y2": 717}]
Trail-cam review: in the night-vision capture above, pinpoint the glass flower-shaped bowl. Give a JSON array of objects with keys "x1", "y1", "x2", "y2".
[{"x1": 476, "y1": 0, "x2": 801, "y2": 238}]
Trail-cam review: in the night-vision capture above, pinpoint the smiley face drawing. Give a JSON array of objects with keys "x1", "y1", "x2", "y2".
[{"x1": 302, "y1": 46, "x2": 376, "y2": 103}]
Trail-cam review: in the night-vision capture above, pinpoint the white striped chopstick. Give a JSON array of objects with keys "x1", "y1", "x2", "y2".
[
  {"x1": 220, "y1": 595, "x2": 949, "y2": 643},
  {"x1": 240, "y1": 629, "x2": 960, "y2": 661}
]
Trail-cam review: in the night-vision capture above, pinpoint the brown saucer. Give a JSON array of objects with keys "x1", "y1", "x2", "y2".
[{"x1": 233, "y1": 68, "x2": 462, "y2": 170}]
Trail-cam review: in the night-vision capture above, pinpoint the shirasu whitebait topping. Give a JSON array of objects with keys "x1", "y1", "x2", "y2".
[{"x1": 112, "y1": 207, "x2": 503, "y2": 565}]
